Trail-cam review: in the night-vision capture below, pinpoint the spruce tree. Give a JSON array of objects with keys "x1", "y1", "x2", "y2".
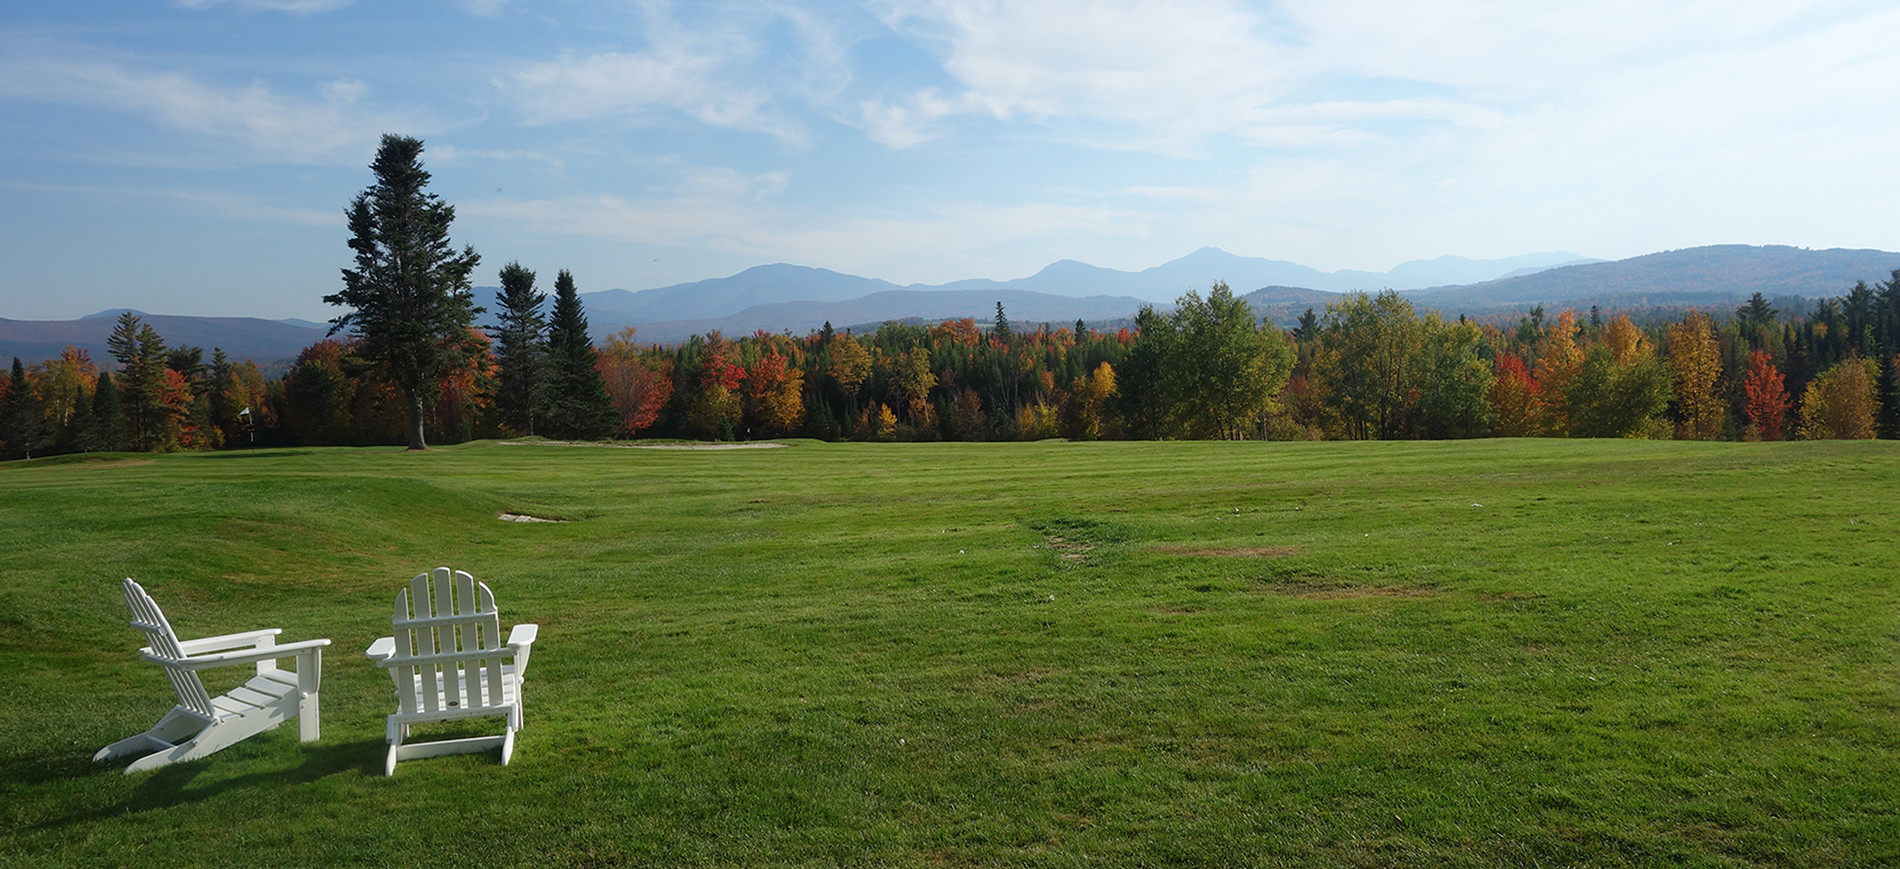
[
  {"x1": 543, "y1": 269, "x2": 617, "y2": 439},
  {"x1": 60, "y1": 377, "x2": 92, "y2": 454},
  {"x1": 107, "y1": 312, "x2": 168, "y2": 451},
  {"x1": 325, "y1": 134, "x2": 482, "y2": 450},
  {"x1": 92, "y1": 370, "x2": 124, "y2": 451},
  {"x1": 2, "y1": 357, "x2": 44, "y2": 460},
  {"x1": 493, "y1": 261, "x2": 550, "y2": 435}
]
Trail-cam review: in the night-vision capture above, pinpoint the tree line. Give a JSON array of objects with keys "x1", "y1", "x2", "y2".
[
  {"x1": 5, "y1": 274, "x2": 1897, "y2": 459},
  {"x1": 6, "y1": 134, "x2": 1898, "y2": 459}
]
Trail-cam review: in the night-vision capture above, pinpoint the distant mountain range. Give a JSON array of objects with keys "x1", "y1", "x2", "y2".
[
  {"x1": 5, "y1": 245, "x2": 1897, "y2": 367},
  {"x1": 0, "y1": 311, "x2": 329, "y2": 372},
  {"x1": 474, "y1": 248, "x2": 1597, "y2": 343},
  {"x1": 1407, "y1": 245, "x2": 1900, "y2": 312}
]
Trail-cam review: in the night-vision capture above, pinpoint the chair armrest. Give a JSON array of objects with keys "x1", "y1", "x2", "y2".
[
  {"x1": 365, "y1": 636, "x2": 396, "y2": 661},
  {"x1": 507, "y1": 623, "x2": 539, "y2": 681},
  {"x1": 150, "y1": 637, "x2": 332, "y2": 671},
  {"x1": 175, "y1": 628, "x2": 283, "y2": 655}
]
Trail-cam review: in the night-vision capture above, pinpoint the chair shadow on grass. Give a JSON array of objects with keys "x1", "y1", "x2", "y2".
[{"x1": 16, "y1": 736, "x2": 385, "y2": 835}]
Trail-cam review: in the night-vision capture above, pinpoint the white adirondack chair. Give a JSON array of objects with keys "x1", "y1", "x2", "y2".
[
  {"x1": 95, "y1": 578, "x2": 332, "y2": 774},
  {"x1": 365, "y1": 567, "x2": 539, "y2": 775}
]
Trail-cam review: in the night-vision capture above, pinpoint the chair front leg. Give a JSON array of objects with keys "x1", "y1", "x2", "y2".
[{"x1": 296, "y1": 646, "x2": 323, "y2": 742}]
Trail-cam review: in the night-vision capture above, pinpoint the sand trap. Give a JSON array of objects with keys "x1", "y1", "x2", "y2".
[{"x1": 499, "y1": 513, "x2": 565, "y2": 523}]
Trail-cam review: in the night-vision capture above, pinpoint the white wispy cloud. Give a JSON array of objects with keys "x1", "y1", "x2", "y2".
[
  {"x1": 427, "y1": 144, "x2": 567, "y2": 173},
  {"x1": 173, "y1": 0, "x2": 357, "y2": 13},
  {"x1": 863, "y1": 0, "x2": 1294, "y2": 151},
  {"x1": 7, "y1": 181, "x2": 338, "y2": 226},
  {"x1": 496, "y1": 3, "x2": 851, "y2": 145},
  {"x1": 0, "y1": 40, "x2": 420, "y2": 162}
]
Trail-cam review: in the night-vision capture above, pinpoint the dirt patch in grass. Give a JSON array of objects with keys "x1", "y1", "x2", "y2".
[
  {"x1": 1251, "y1": 574, "x2": 1439, "y2": 600},
  {"x1": 1160, "y1": 545, "x2": 1299, "y2": 557},
  {"x1": 1292, "y1": 585, "x2": 1438, "y2": 600},
  {"x1": 1027, "y1": 517, "x2": 1130, "y2": 565},
  {"x1": 1043, "y1": 535, "x2": 1094, "y2": 562}
]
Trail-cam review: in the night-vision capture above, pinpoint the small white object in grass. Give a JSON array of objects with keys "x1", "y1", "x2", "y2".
[
  {"x1": 1470, "y1": 503, "x2": 1482, "y2": 508},
  {"x1": 1048, "y1": 594, "x2": 1055, "y2": 601}
]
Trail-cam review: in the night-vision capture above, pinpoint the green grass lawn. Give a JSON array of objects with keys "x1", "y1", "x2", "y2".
[{"x1": 1, "y1": 438, "x2": 1896, "y2": 867}]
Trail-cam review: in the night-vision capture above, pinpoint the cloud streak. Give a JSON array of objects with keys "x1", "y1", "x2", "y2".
[{"x1": 0, "y1": 39, "x2": 419, "y2": 162}]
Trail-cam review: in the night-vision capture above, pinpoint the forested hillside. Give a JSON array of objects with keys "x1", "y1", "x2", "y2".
[{"x1": 6, "y1": 269, "x2": 1899, "y2": 459}]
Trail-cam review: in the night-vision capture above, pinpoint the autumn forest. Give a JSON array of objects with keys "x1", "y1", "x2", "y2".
[{"x1": 3, "y1": 269, "x2": 1899, "y2": 461}]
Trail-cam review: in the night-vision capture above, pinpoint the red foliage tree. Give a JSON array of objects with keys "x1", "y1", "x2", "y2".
[{"x1": 1742, "y1": 349, "x2": 1791, "y2": 440}]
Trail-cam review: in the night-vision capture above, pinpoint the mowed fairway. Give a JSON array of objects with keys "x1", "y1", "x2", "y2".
[{"x1": 1, "y1": 438, "x2": 1896, "y2": 866}]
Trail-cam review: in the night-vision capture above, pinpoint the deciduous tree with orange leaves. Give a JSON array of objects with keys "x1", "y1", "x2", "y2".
[{"x1": 1741, "y1": 349, "x2": 1790, "y2": 440}]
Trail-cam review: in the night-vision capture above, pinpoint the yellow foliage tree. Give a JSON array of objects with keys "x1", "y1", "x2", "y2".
[
  {"x1": 828, "y1": 335, "x2": 871, "y2": 411},
  {"x1": 1601, "y1": 314, "x2": 1652, "y2": 366},
  {"x1": 1666, "y1": 312, "x2": 1724, "y2": 440},
  {"x1": 1068, "y1": 361, "x2": 1117, "y2": 440},
  {"x1": 1534, "y1": 310, "x2": 1584, "y2": 434},
  {"x1": 1798, "y1": 358, "x2": 1880, "y2": 439}
]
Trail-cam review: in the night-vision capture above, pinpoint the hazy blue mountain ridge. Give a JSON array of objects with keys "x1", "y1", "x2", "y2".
[{"x1": 6, "y1": 245, "x2": 1897, "y2": 367}]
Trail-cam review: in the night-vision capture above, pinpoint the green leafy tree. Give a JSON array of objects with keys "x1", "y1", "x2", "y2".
[
  {"x1": 543, "y1": 269, "x2": 617, "y2": 440},
  {"x1": 325, "y1": 134, "x2": 483, "y2": 451},
  {"x1": 282, "y1": 339, "x2": 363, "y2": 445},
  {"x1": 1414, "y1": 316, "x2": 1495, "y2": 439},
  {"x1": 1310, "y1": 291, "x2": 1423, "y2": 439},
  {"x1": 1125, "y1": 282, "x2": 1292, "y2": 439},
  {"x1": 1565, "y1": 346, "x2": 1671, "y2": 438},
  {"x1": 493, "y1": 261, "x2": 550, "y2": 435},
  {"x1": 1172, "y1": 282, "x2": 1293, "y2": 439}
]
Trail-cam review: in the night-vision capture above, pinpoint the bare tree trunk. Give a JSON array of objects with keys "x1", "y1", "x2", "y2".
[{"x1": 406, "y1": 390, "x2": 429, "y2": 451}]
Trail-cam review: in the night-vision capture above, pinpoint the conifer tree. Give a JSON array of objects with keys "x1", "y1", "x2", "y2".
[
  {"x1": 92, "y1": 370, "x2": 123, "y2": 451},
  {"x1": 107, "y1": 313, "x2": 169, "y2": 451},
  {"x1": 325, "y1": 134, "x2": 482, "y2": 450},
  {"x1": 543, "y1": 269, "x2": 617, "y2": 439},
  {"x1": 493, "y1": 261, "x2": 550, "y2": 435},
  {"x1": 1, "y1": 357, "x2": 41, "y2": 459}
]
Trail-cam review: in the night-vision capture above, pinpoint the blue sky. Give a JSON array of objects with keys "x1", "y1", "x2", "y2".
[{"x1": 3, "y1": 0, "x2": 1898, "y2": 322}]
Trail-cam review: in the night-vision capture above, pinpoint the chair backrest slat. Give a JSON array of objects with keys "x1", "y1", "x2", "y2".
[
  {"x1": 121, "y1": 579, "x2": 216, "y2": 719},
  {"x1": 386, "y1": 568, "x2": 514, "y2": 713}
]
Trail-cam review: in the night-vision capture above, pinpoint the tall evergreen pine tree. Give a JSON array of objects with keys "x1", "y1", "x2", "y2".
[
  {"x1": 92, "y1": 370, "x2": 123, "y2": 451},
  {"x1": 2, "y1": 357, "x2": 44, "y2": 460},
  {"x1": 107, "y1": 312, "x2": 169, "y2": 451},
  {"x1": 544, "y1": 269, "x2": 617, "y2": 439},
  {"x1": 493, "y1": 261, "x2": 550, "y2": 435},
  {"x1": 325, "y1": 134, "x2": 482, "y2": 450}
]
